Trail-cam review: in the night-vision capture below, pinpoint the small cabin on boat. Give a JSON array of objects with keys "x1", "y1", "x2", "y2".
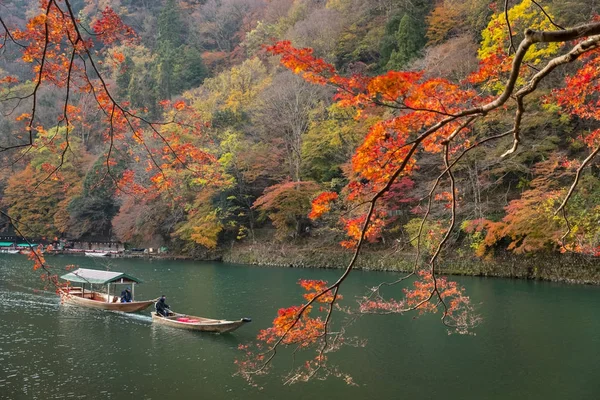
[{"x1": 61, "y1": 268, "x2": 142, "y2": 302}]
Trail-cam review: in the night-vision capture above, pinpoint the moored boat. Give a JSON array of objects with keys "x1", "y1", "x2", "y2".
[
  {"x1": 84, "y1": 251, "x2": 110, "y2": 257},
  {"x1": 0, "y1": 249, "x2": 20, "y2": 254},
  {"x1": 59, "y1": 268, "x2": 156, "y2": 312},
  {"x1": 151, "y1": 311, "x2": 251, "y2": 333}
]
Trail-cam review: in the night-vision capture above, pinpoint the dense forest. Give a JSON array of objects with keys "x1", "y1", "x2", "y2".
[{"x1": 1, "y1": 0, "x2": 599, "y2": 263}]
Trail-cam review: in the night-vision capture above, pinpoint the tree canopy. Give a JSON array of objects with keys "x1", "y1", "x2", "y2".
[{"x1": 1, "y1": 0, "x2": 600, "y2": 386}]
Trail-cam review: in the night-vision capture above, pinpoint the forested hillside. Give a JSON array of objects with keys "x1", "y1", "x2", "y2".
[{"x1": 1, "y1": 0, "x2": 599, "y2": 262}]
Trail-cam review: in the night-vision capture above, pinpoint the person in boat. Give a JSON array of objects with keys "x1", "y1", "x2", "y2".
[
  {"x1": 120, "y1": 287, "x2": 132, "y2": 303},
  {"x1": 155, "y1": 295, "x2": 171, "y2": 317}
]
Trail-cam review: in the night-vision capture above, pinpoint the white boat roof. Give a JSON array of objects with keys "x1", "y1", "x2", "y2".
[{"x1": 60, "y1": 268, "x2": 142, "y2": 285}]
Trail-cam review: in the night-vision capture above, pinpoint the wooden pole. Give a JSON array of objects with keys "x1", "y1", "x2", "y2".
[{"x1": 132, "y1": 283, "x2": 135, "y2": 301}]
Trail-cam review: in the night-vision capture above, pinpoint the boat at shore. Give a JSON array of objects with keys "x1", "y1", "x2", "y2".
[
  {"x1": 59, "y1": 268, "x2": 156, "y2": 312},
  {"x1": 84, "y1": 251, "x2": 110, "y2": 257},
  {"x1": 151, "y1": 312, "x2": 251, "y2": 333},
  {"x1": 0, "y1": 249, "x2": 20, "y2": 254}
]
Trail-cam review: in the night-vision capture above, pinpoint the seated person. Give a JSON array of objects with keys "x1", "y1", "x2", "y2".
[
  {"x1": 155, "y1": 295, "x2": 171, "y2": 317},
  {"x1": 120, "y1": 287, "x2": 133, "y2": 303}
]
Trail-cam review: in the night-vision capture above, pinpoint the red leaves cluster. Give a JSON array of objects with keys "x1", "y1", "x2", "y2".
[
  {"x1": 267, "y1": 41, "x2": 481, "y2": 245},
  {"x1": 257, "y1": 305, "x2": 325, "y2": 347},
  {"x1": 359, "y1": 271, "x2": 479, "y2": 334},
  {"x1": 308, "y1": 192, "x2": 338, "y2": 220},
  {"x1": 91, "y1": 7, "x2": 137, "y2": 45},
  {"x1": 255, "y1": 279, "x2": 340, "y2": 347},
  {"x1": 266, "y1": 41, "x2": 335, "y2": 85},
  {"x1": 340, "y1": 212, "x2": 387, "y2": 249},
  {"x1": 26, "y1": 246, "x2": 46, "y2": 271},
  {"x1": 299, "y1": 279, "x2": 342, "y2": 303},
  {"x1": 236, "y1": 279, "x2": 351, "y2": 385},
  {"x1": 554, "y1": 49, "x2": 600, "y2": 148}
]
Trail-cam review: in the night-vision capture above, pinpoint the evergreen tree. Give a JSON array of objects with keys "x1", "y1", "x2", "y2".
[
  {"x1": 128, "y1": 67, "x2": 159, "y2": 118},
  {"x1": 157, "y1": 0, "x2": 186, "y2": 50},
  {"x1": 155, "y1": 0, "x2": 208, "y2": 99},
  {"x1": 157, "y1": 48, "x2": 176, "y2": 100},
  {"x1": 380, "y1": 12, "x2": 404, "y2": 65},
  {"x1": 385, "y1": 14, "x2": 426, "y2": 70},
  {"x1": 68, "y1": 156, "x2": 125, "y2": 240},
  {"x1": 116, "y1": 55, "x2": 134, "y2": 100},
  {"x1": 173, "y1": 46, "x2": 208, "y2": 93}
]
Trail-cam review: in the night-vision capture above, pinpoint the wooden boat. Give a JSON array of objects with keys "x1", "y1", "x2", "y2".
[
  {"x1": 151, "y1": 311, "x2": 251, "y2": 333},
  {"x1": 59, "y1": 268, "x2": 156, "y2": 312},
  {"x1": 0, "y1": 249, "x2": 20, "y2": 254},
  {"x1": 85, "y1": 251, "x2": 109, "y2": 257}
]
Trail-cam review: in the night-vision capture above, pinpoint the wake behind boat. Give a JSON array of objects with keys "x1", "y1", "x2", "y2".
[
  {"x1": 59, "y1": 268, "x2": 156, "y2": 312},
  {"x1": 151, "y1": 311, "x2": 251, "y2": 333}
]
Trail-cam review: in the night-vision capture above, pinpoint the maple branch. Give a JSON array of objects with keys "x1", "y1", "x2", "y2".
[
  {"x1": 504, "y1": 0, "x2": 517, "y2": 55},
  {"x1": 430, "y1": 144, "x2": 456, "y2": 328},
  {"x1": 61, "y1": 0, "x2": 202, "y2": 179},
  {"x1": 374, "y1": 97, "x2": 459, "y2": 117},
  {"x1": 501, "y1": 97, "x2": 524, "y2": 157},
  {"x1": 3, "y1": 0, "x2": 56, "y2": 156},
  {"x1": 296, "y1": 286, "x2": 340, "y2": 385},
  {"x1": 75, "y1": 53, "x2": 172, "y2": 201},
  {"x1": 121, "y1": 114, "x2": 177, "y2": 200},
  {"x1": 372, "y1": 117, "x2": 490, "y2": 297},
  {"x1": 33, "y1": 41, "x2": 79, "y2": 190},
  {"x1": 253, "y1": 17, "x2": 594, "y2": 360},
  {"x1": 555, "y1": 143, "x2": 600, "y2": 215},
  {"x1": 559, "y1": 207, "x2": 572, "y2": 249},
  {"x1": 0, "y1": 16, "x2": 26, "y2": 49},
  {"x1": 531, "y1": 0, "x2": 565, "y2": 30},
  {"x1": 250, "y1": 21, "x2": 600, "y2": 380},
  {"x1": 504, "y1": 31, "x2": 600, "y2": 156}
]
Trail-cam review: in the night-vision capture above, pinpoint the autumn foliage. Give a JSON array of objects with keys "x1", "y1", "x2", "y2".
[
  {"x1": 236, "y1": 0, "x2": 600, "y2": 385},
  {"x1": 3, "y1": 0, "x2": 600, "y2": 387}
]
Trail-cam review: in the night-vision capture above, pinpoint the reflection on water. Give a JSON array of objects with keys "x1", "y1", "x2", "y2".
[{"x1": 1, "y1": 254, "x2": 599, "y2": 400}]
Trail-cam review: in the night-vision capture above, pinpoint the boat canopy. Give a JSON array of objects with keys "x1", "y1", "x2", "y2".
[
  {"x1": 0, "y1": 242, "x2": 15, "y2": 247},
  {"x1": 60, "y1": 268, "x2": 142, "y2": 285}
]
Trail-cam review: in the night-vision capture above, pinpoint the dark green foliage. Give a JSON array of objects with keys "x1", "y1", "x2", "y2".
[
  {"x1": 116, "y1": 56, "x2": 135, "y2": 100},
  {"x1": 157, "y1": 0, "x2": 187, "y2": 50},
  {"x1": 67, "y1": 156, "x2": 125, "y2": 240},
  {"x1": 379, "y1": 0, "x2": 431, "y2": 70},
  {"x1": 127, "y1": 67, "x2": 160, "y2": 117},
  {"x1": 154, "y1": 0, "x2": 208, "y2": 99},
  {"x1": 111, "y1": 0, "x2": 208, "y2": 103},
  {"x1": 173, "y1": 46, "x2": 209, "y2": 94},
  {"x1": 379, "y1": 12, "x2": 404, "y2": 64},
  {"x1": 387, "y1": 14, "x2": 426, "y2": 69}
]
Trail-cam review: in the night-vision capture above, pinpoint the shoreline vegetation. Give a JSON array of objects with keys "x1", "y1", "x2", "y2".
[
  {"x1": 223, "y1": 243, "x2": 600, "y2": 285},
  {"x1": 39, "y1": 242, "x2": 600, "y2": 285}
]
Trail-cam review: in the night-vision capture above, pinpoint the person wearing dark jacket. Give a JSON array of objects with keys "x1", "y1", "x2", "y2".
[
  {"x1": 155, "y1": 295, "x2": 171, "y2": 317},
  {"x1": 120, "y1": 287, "x2": 132, "y2": 303}
]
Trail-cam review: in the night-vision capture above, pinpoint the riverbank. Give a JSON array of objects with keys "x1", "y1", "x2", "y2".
[
  {"x1": 41, "y1": 241, "x2": 600, "y2": 285},
  {"x1": 44, "y1": 249, "x2": 195, "y2": 261},
  {"x1": 222, "y1": 241, "x2": 600, "y2": 285}
]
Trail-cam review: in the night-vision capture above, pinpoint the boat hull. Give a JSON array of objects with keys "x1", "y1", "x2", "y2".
[
  {"x1": 0, "y1": 249, "x2": 19, "y2": 254},
  {"x1": 151, "y1": 312, "x2": 250, "y2": 333},
  {"x1": 59, "y1": 290, "x2": 155, "y2": 312},
  {"x1": 84, "y1": 252, "x2": 109, "y2": 257}
]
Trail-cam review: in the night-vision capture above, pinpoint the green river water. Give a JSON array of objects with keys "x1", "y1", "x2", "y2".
[{"x1": 0, "y1": 254, "x2": 598, "y2": 400}]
